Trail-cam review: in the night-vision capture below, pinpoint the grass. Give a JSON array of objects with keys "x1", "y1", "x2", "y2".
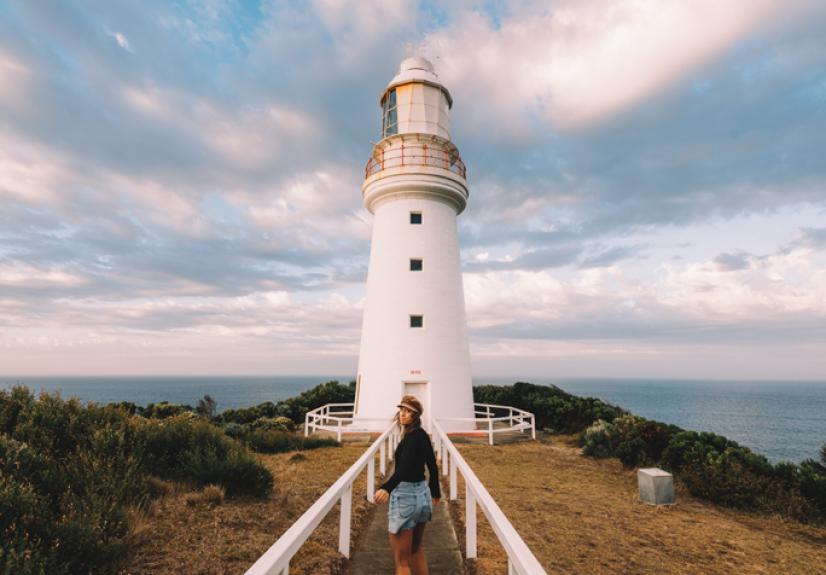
[
  {"x1": 451, "y1": 435, "x2": 826, "y2": 574},
  {"x1": 124, "y1": 443, "x2": 376, "y2": 575}
]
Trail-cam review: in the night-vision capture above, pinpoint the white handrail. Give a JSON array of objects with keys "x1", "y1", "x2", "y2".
[
  {"x1": 245, "y1": 423, "x2": 398, "y2": 575},
  {"x1": 432, "y1": 420, "x2": 547, "y2": 575}
]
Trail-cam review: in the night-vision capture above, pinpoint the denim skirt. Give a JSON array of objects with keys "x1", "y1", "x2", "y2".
[{"x1": 387, "y1": 480, "x2": 432, "y2": 534}]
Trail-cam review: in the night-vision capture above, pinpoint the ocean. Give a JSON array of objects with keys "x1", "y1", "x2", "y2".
[{"x1": 2, "y1": 375, "x2": 824, "y2": 464}]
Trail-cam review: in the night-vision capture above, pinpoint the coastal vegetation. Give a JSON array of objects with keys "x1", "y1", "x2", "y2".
[
  {"x1": 0, "y1": 381, "x2": 352, "y2": 575},
  {"x1": 2, "y1": 378, "x2": 823, "y2": 573},
  {"x1": 474, "y1": 381, "x2": 826, "y2": 523}
]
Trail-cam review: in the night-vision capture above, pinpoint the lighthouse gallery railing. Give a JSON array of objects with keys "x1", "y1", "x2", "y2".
[{"x1": 365, "y1": 143, "x2": 467, "y2": 179}]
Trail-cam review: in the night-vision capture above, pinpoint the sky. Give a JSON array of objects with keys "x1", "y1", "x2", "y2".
[{"x1": 1, "y1": 0, "x2": 825, "y2": 380}]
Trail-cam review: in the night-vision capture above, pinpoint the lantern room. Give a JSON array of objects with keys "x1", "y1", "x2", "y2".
[{"x1": 379, "y1": 57, "x2": 452, "y2": 140}]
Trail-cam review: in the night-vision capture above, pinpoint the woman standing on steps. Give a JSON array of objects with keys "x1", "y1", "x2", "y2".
[{"x1": 373, "y1": 395, "x2": 441, "y2": 575}]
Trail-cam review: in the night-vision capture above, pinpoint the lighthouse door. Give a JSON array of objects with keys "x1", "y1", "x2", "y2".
[{"x1": 403, "y1": 381, "x2": 430, "y2": 432}]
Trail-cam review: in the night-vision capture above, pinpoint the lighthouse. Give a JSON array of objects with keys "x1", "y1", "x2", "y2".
[{"x1": 353, "y1": 57, "x2": 475, "y2": 432}]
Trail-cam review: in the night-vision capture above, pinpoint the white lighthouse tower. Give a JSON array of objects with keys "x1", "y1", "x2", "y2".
[{"x1": 354, "y1": 57, "x2": 475, "y2": 432}]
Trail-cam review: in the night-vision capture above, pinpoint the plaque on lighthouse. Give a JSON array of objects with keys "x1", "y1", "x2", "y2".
[{"x1": 354, "y1": 57, "x2": 475, "y2": 432}]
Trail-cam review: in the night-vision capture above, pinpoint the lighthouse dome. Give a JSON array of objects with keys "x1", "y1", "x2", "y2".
[{"x1": 400, "y1": 56, "x2": 434, "y2": 73}]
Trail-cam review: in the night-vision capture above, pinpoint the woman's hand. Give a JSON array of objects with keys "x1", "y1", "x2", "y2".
[
  {"x1": 374, "y1": 489, "x2": 389, "y2": 504},
  {"x1": 432, "y1": 497, "x2": 441, "y2": 507}
]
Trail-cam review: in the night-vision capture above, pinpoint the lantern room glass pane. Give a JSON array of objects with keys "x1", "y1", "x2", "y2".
[{"x1": 383, "y1": 88, "x2": 398, "y2": 137}]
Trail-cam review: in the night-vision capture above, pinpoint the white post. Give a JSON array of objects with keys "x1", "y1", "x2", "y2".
[
  {"x1": 380, "y1": 441, "x2": 386, "y2": 475},
  {"x1": 304, "y1": 414, "x2": 309, "y2": 437},
  {"x1": 466, "y1": 484, "x2": 477, "y2": 559},
  {"x1": 531, "y1": 415, "x2": 536, "y2": 440},
  {"x1": 449, "y1": 457, "x2": 457, "y2": 500},
  {"x1": 442, "y1": 446, "x2": 449, "y2": 477},
  {"x1": 367, "y1": 457, "x2": 375, "y2": 501},
  {"x1": 337, "y1": 419, "x2": 342, "y2": 442},
  {"x1": 488, "y1": 418, "x2": 493, "y2": 446},
  {"x1": 435, "y1": 433, "x2": 442, "y2": 461},
  {"x1": 339, "y1": 483, "x2": 352, "y2": 557}
]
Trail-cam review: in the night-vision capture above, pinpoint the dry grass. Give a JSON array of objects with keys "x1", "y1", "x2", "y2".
[
  {"x1": 122, "y1": 444, "x2": 376, "y2": 575},
  {"x1": 184, "y1": 484, "x2": 226, "y2": 507},
  {"x1": 450, "y1": 436, "x2": 826, "y2": 575}
]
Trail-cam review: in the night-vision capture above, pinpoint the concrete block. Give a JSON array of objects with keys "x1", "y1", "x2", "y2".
[{"x1": 637, "y1": 468, "x2": 675, "y2": 505}]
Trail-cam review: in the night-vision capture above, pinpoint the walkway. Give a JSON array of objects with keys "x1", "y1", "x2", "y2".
[{"x1": 349, "y1": 490, "x2": 464, "y2": 574}]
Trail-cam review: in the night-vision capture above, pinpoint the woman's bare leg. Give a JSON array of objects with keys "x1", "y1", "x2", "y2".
[
  {"x1": 410, "y1": 522, "x2": 428, "y2": 575},
  {"x1": 389, "y1": 529, "x2": 414, "y2": 575}
]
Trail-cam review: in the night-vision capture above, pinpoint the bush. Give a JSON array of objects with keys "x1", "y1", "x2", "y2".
[
  {"x1": 139, "y1": 416, "x2": 273, "y2": 497},
  {"x1": 0, "y1": 386, "x2": 275, "y2": 573},
  {"x1": 473, "y1": 381, "x2": 625, "y2": 433},
  {"x1": 222, "y1": 422, "x2": 247, "y2": 439},
  {"x1": 245, "y1": 429, "x2": 339, "y2": 454},
  {"x1": 581, "y1": 420, "x2": 613, "y2": 458},
  {"x1": 250, "y1": 416, "x2": 295, "y2": 432},
  {"x1": 272, "y1": 380, "x2": 356, "y2": 425},
  {"x1": 139, "y1": 401, "x2": 193, "y2": 419}
]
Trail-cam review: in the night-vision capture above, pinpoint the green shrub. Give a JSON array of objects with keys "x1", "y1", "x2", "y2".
[
  {"x1": 245, "y1": 429, "x2": 339, "y2": 454},
  {"x1": 0, "y1": 386, "x2": 275, "y2": 573},
  {"x1": 139, "y1": 401, "x2": 193, "y2": 419},
  {"x1": 139, "y1": 416, "x2": 273, "y2": 497},
  {"x1": 218, "y1": 401, "x2": 279, "y2": 425},
  {"x1": 473, "y1": 381, "x2": 625, "y2": 433},
  {"x1": 799, "y1": 453, "x2": 826, "y2": 517},
  {"x1": 581, "y1": 420, "x2": 613, "y2": 458},
  {"x1": 271, "y1": 380, "x2": 356, "y2": 425},
  {"x1": 222, "y1": 421, "x2": 247, "y2": 438},
  {"x1": 251, "y1": 416, "x2": 295, "y2": 432}
]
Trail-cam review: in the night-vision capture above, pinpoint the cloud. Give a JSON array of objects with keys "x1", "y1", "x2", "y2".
[
  {"x1": 107, "y1": 30, "x2": 133, "y2": 52},
  {"x1": 423, "y1": 0, "x2": 819, "y2": 132},
  {"x1": 1, "y1": 1, "x2": 825, "y2": 377}
]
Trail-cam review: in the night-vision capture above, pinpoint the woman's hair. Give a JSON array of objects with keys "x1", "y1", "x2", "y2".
[{"x1": 395, "y1": 394, "x2": 423, "y2": 439}]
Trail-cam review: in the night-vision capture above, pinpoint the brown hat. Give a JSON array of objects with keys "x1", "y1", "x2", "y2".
[{"x1": 396, "y1": 395, "x2": 423, "y2": 415}]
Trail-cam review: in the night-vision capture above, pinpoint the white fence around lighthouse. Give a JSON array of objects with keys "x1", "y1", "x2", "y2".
[{"x1": 305, "y1": 402, "x2": 536, "y2": 444}]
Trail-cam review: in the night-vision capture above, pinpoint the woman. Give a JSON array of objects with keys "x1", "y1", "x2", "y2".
[{"x1": 373, "y1": 395, "x2": 441, "y2": 575}]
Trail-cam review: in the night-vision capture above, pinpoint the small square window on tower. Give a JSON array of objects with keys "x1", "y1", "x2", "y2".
[
  {"x1": 410, "y1": 212, "x2": 422, "y2": 225},
  {"x1": 410, "y1": 315, "x2": 424, "y2": 328},
  {"x1": 410, "y1": 258, "x2": 423, "y2": 271}
]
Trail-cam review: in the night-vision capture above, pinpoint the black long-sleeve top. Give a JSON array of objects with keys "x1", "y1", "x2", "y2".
[{"x1": 379, "y1": 427, "x2": 441, "y2": 498}]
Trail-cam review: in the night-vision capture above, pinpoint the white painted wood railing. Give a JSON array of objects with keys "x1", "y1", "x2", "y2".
[
  {"x1": 305, "y1": 402, "x2": 535, "y2": 444},
  {"x1": 432, "y1": 419, "x2": 547, "y2": 575},
  {"x1": 303, "y1": 403, "x2": 393, "y2": 441},
  {"x1": 438, "y1": 403, "x2": 536, "y2": 445},
  {"x1": 245, "y1": 424, "x2": 398, "y2": 575}
]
